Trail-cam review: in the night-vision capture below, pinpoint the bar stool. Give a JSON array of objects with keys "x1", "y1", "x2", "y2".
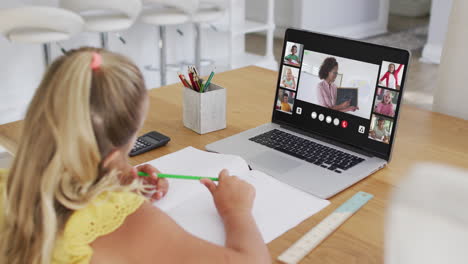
[
  {"x1": 191, "y1": 0, "x2": 227, "y2": 70},
  {"x1": 0, "y1": 6, "x2": 84, "y2": 67},
  {"x1": 60, "y1": 0, "x2": 142, "y2": 49},
  {"x1": 139, "y1": 0, "x2": 193, "y2": 86}
]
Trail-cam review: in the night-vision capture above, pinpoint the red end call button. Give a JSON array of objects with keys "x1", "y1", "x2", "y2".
[{"x1": 341, "y1": 120, "x2": 348, "y2": 128}]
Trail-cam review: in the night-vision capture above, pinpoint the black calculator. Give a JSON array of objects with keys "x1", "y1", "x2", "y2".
[{"x1": 129, "y1": 131, "x2": 171, "y2": 157}]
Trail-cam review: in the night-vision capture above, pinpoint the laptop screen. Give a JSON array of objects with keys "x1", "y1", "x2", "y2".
[{"x1": 272, "y1": 28, "x2": 410, "y2": 160}]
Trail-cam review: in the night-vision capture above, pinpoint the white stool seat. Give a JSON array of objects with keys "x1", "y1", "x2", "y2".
[
  {"x1": 0, "y1": 6, "x2": 84, "y2": 45},
  {"x1": 140, "y1": 7, "x2": 190, "y2": 25},
  {"x1": 84, "y1": 13, "x2": 134, "y2": 32},
  {"x1": 60, "y1": 0, "x2": 142, "y2": 33},
  {"x1": 8, "y1": 29, "x2": 70, "y2": 44},
  {"x1": 192, "y1": 8, "x2": 224, "y2": 23}
]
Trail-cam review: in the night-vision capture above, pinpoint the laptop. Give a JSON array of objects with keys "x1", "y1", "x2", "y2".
[{"x1": 206, "y1": 28, "x2": 410, "y2": 199}]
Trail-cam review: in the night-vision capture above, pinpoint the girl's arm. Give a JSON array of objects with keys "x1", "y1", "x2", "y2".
[
  {"x1": 90, "y1": 172, "x2": 271, "y2": 264},
  {"x1": 91, "y1": 203, "x2": 270, "y2": 264},
  {"x1": 395, "y1": 64, "x2": 403, "y2": 74},
  {"x1": 292, "y1": 78, "x2": 296, "y2": 90},
  {"x1": 379, "y1": 72, "x2": 388, "y2": 83}
]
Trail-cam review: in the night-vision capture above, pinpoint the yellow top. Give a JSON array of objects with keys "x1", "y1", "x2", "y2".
[
  {"x1": 281, "y1": 102, "x2": 291, "y2": 112},
  {"x1": 0, "y1": 169, "x2": 145, "y2": 264}
]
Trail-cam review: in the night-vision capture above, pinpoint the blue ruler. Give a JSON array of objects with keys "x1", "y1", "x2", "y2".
[{"x1": 278, "y1": 191, "x2": 374, "y2": 264}]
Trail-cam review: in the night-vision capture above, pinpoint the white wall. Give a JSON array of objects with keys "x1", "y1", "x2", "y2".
[
  {"x1": 421, "y1": 0, "x2": 453, "y2": 64},
  {"x1": 300, "y1": 0, "x2": 389, "y2": 39},
  {"x1": 246, "y1": 0, "x2": 300, "y2": 37},
  {"x1": 247, "y1": 0, "x2": 389, "y2": 39},
  {"x1": 301, "y1": 0, "x2": 379, "y2": 30}
]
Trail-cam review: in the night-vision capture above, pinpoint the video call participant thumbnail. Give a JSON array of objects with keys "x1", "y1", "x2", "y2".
[
  {"x1": 283, "y1": 42, "x2": 303, "y2": 67},
  {"x1": 374, "y1": 89, "x2": 398, "y2": 117},
  {"x1": 280, "y1": 66, "x2": 298, "y2": 90},
  {"x1": 379, "y1": 61, "x2": 404, "y2": 90},
  {"x1": 276, "y1": 89, "x2": 295, "y2": 114},
  {"x1": 317, "y1": 57, "x2": 358, "y2": 113},
  {"x1": 369, "y1": 114, "x2": 393, "y2": 144}
]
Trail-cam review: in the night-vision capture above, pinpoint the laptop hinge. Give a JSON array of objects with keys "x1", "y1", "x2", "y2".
[{"x1": 280, "y1": 124, "x2": 374, "y2": 157}]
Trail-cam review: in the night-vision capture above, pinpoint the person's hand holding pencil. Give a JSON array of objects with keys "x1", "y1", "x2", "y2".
[
  {"x1": 200, "y1": 169, "x2": 256, "y2": 219},
  {"x1": 132, "y1": 164, "x2": 169, "y2": 202}
]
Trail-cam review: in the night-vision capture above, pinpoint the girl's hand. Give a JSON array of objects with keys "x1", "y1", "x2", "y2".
[
  {"x1": 200, "y1": 169, "x2": 255, "y2": 219},
  {"x1": 132, "y1": 164, "x2": 169, "y2": 202}
]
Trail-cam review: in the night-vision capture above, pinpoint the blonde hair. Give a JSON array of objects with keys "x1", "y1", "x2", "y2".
[
  {"x1": 284, "y1": 68, "x2": 294, "y2": 81},
  {"x1": 384, "y1": 90, "x2": 394, "y2": 98},
  {"x1": 0, "y1": 47, "x2": 148, "y2": 264}
]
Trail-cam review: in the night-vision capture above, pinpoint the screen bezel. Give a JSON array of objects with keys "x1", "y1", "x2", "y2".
[{"x1": 271, "y1": 28, "x2": 411, "y2": 161}]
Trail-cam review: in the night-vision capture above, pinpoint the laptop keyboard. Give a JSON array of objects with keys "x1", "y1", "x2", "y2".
[{"x1": 249, "y1": 129, "x2": 365, "y2": 173}]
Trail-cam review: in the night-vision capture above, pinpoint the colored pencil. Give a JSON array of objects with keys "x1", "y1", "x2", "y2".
[{"x1": 137, "y1": 171, "x2": 219, "y2": 181}]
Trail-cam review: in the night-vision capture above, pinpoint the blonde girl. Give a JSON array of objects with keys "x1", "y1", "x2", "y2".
[
  {"x1": 0, "y1": 47, "x2": 270, "y2": 264},
  {"x1": 281, "y1": 67, "x2": 296, "y2": 90},
  {"x1": 374, "y1": 90, "x2": 395, "y2": 117}
]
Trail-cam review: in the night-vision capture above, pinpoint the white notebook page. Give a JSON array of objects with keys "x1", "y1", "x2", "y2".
[
  {"x1": 147, "y1": 147, "x2": 250, "y2": 211},
  {"x1": 143, "y1": 147, "x2": 330, "y2": 245}
]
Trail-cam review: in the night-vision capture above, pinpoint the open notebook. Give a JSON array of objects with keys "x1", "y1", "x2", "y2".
[{"x1": 146, "y1": 147, "x2": 330, "y2": 245}]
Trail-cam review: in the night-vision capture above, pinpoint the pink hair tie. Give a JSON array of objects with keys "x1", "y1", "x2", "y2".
[{"x1": 91, "y1": 52, "x2": 102, "y2": 70}]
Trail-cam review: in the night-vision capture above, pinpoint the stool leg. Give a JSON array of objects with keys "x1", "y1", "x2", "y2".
[
  {"x1": 159, "y1": 25, "x2": 167, "y2": 86},
  {"x1": 100, "y1": 32, "x2": 109, "y2": 49},
  {"x1": 194, "y1": 23, "x2": 201, "y2": 71},
  {"x1": 43, "y1": 43, "x2": 51, "y2": 67}
]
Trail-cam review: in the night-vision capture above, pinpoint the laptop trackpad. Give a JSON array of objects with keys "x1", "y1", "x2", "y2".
[{"x1": 249, "y1": 151, "x2": 301, "y2": 173}]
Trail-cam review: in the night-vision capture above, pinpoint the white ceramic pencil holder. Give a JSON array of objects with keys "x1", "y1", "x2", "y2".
[{"x1": 183, "y1": 83, "x2": 226, "y2": 134}]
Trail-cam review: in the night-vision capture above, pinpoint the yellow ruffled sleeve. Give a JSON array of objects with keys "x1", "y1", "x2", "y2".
[{"x1": 53, "y1": 191, "x2": 145, "y2": 264}]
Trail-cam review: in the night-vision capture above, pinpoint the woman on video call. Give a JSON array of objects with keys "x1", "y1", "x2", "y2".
[
  {"x1": 317, "y1": 57, "x2": 358, "y2": 112},
  {"x1": 379, "y1": 63, "x2": 403, "y2": 90}
]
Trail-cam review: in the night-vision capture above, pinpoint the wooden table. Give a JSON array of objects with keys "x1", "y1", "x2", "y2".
[{"x1": 1, "y1": 66, "x2": 468, "y2": 263}]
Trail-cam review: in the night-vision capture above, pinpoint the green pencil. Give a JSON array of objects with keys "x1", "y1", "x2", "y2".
[
  {"x1": 137, "y1": 171, "x2": 219, "y2": 181},
  {"x1": 203, "y1": 71, "x2": 215, "y2": 93}
]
